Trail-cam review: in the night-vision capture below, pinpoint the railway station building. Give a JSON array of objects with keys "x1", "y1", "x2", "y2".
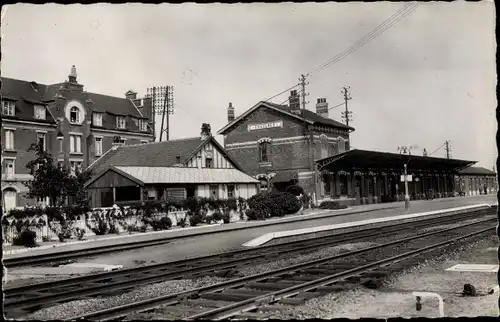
[
  {"x1": 85, "y1": 124, "x2": 259, "y2": 208},
  {"x1": 456, "y1": 166, "x2": 498, "y2": 196},
  {"x1": 218, "y1": 91, "x2": 492, "y2": 205}
]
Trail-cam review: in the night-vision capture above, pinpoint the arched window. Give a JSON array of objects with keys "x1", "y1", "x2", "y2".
[{"x1": 70, "y1": 106, "x2": 80, "y2": 123}]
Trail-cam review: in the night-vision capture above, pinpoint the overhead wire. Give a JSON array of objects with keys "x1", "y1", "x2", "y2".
[
  {"x1": 306, "y1": 3, "x2": 421, "y2": 77},
  {"x1": 429, "y1": 143, "x2": 447, "y2": 156}
]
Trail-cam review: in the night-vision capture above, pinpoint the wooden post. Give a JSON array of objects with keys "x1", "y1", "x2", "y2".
[{"x1": 112, "y1": 186, "x2": 116, "y2": 204}]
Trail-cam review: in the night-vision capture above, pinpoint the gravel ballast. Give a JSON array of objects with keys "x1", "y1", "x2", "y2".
[{"x1": 255, "y1": 234, "x2": 498, "y2": 319}]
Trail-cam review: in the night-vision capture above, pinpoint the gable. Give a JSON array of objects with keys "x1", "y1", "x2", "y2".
[
  {"x1": 85, "y1": 167, "x2": 143, "y2": 189},
  {"x1": 184, "y1": 139, "x2": 238, "y2": 169}
]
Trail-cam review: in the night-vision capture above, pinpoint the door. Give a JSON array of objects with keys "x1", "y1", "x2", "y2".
[{"x1": 3, "y1": 188, "x2": 17, "y2": 213}]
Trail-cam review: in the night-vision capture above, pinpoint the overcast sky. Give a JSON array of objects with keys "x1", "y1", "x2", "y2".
[{"x1": 2, "y1": 2, "x2": 496, "y2": 169}]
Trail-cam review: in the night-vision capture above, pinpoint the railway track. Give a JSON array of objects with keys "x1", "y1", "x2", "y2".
[
  {"x1": 4, "y1": 207, "x2": 495, "y2": 319},
  {"x1": 69, "y1": 218, "x2": 496, "y2": 321},
  {"x1": 4, "y1": 205, "x2": 404, "y2": 269}
]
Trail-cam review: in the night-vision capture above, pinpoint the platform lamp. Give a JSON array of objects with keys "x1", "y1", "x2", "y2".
[{"x1": 397, "y1": 146, "x2": 412, "y2": 210}]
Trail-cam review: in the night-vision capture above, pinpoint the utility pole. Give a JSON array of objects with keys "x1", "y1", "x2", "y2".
[
  {"x1": 341, "y1": 86, "x2": 353, "y2": 127},
  {"x1": 299, "y1": 74, "x2": 309, "y2": 110},
  {"x1": 398, "y1": 145, "x2": 412, "y2": 210},
  {"x1": 445, "y1": 140, "x2": 451, "y2": 159},
  {"x1": 147, "y1": 85, "x2": 174, "y2": 142}
]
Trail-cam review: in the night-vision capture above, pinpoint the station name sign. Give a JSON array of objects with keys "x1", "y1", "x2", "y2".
[{"x1": 248, "y1": 120, "x2": 283, "y2": 132}]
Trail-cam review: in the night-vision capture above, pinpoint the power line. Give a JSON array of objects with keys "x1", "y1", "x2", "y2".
[
  {"x1": 264, "y1": 83, "x2": 301, "y2": 103},
  {"x1": 429, "y1": 143, "x2": 446, "y2": 156},
  {"x1": 306, "y1": 3, "x2": 421, "y2": 77}
]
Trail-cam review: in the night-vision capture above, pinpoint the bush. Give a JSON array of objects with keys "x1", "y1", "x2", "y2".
[
  {"x1": 75, "y1": 228, "x2": 86, "y2": 240},
  {"x1": 177, "y1": 217, "x2": 187, "y2": 228},
  {"x1": 212, "y1": 210, "x2": 223, "y2": 222},
  {"x1": 42, "y1": 235, "x2": 51, "y2": 242},
  {"x1": 247, "y1": 191, "x2": 302, "y2": 220},
  {"x1": 285, "y1": 185, "x2": 305, "y2": 196},
  {"x1": 149, "y1": 216, "x2": 172, "y2": 231},
  {"x1": 13, "y1": 229, "x2": 37, "y2": 248},
  {"x1": 109, "y1": 223, "x2": 119, "y2": 234},
  {"x1": 222, "y1": 211, "x2": 231, "y2": 224},
  {"x1": 205, "y1": 215, "x2": 213, "y2": 225},
  {"x1": 188, "y1": 210, "x2": 205, "y2": 227},
  {"x1": 318, "y1": 201, "x2": 348, "y2": 210},
  {"x1": 245, "y1": 208, "x2": 264, "y2": 221},
  {"x1": 89, "y1": 214, "x2": 109, "y2": 235}
]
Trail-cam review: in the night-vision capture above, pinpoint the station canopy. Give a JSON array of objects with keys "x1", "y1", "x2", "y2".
[{"x1": 316, "y1": 149, "x2": 476, "y2": 173}]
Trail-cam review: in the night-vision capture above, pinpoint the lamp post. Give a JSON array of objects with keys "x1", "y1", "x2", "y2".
[{"x1": 398, "y1": 146, "x2": 412, "y2": 210}]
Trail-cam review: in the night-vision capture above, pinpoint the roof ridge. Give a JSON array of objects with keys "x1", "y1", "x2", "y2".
[{"x1": 117, "y1": 136, "x2": 203, "y2": 149}]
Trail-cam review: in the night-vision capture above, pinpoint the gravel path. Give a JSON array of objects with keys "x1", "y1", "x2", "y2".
[{"x1": 255, "y1": 234, "x2": 498, "y2": 319}]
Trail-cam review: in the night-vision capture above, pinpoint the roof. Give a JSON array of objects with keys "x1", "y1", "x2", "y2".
[
  {"x1": 317, "y1": 149, "x2": 476, "y2": 173},
  {"x1": 271, "y1": 170, "x2": 298, "y2": 183},
  {"x1": 217, "y1": 101, "x2": 354, "y2": 135},
  {"x1": 85, "y1": 165, "x2": 259, "y2": 188},
  {"x1": 1, "y1": 77, "x2": 151, "y2": 133},
  {"x1": 459, "y1": 166, "x2": 497, "y2": 176},
  {"x1": 0, "y1": 77, "x2": 57, "y2": 124},
  {"x1": 86, "y1": 136, "x2": 243, "y2": 175}
]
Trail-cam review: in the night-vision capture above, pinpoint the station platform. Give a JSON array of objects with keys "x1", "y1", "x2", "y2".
[{"x1": 3, "y1": 195, "x2": 497, "y2": 271}]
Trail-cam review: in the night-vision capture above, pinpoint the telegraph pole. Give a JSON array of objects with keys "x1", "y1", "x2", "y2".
[
  {"x1": 341, "y1": 86, "x2": 352, "y2": 127},
  {"x1": 445, "y1": 140, "x2": 451, "y2": 159},
  {"x1": 398, "y1": 145, "x2": 412, "y2": 210},
  {"x1": 299, "y1": 74, "x2": 309, "y2": 110}
]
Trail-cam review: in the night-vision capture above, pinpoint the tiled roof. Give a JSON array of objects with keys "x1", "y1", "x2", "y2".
[
  {"x1": 1, "y1": 77, "x2": 151, "y2": 134},
  {"x1": 268, "y1": 102, "x2": 353, "y2": 130},
  {"x1": 115, "y1": 166, "x2": 260, "y2": 184},
  {"x1": 459, "y1": 166, "x2": 496, "y2": 176},
  {"x1": 0, "y1": 77, "x2": 57, "y2": 124},
  {"x1": 87, "y1": 137, "x2": 209, "y2": 175}
]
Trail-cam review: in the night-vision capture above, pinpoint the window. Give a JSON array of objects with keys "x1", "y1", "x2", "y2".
[
  {"x1": 58, "y1": 138, "x2": 64, "y2": 153},
  {"x1": 2, "y1": 100, "x2": 15, "y2": 116},
  {"x1": 4, "y1": 129, "x2": 15, "y2": 150},
  {"x1": 139, "y1": 119, "x2": 148, "y2": 131},
  {"x1": 37, "y1": 133, "x2": 46, "y2": 151},
  {"x1": 206, "y1": 158, "x2": 213, "y2": 168},
  {"x1": 116, "y1": 116, "x2": 126, "y2": 129},
  {"x1": 3, "y1": 158, "x2": 15, "y2": 176},
  {"x1": 147, "y1": 190, "x2": 157, "y2": 200},
  {"x1": 210, "y1": 185, "x2": 219, "y2": 199},
  {"x1": 259, "y1": 178, "x2": 268, "y2": 191},
  {"x1": 337, "y1": 137, "x2": 346, "y2": 154},
  {"x1": 95, "y1": 137, "x2": 103, "y2": 156},
  {"x1": 227, "y1": 184, "x2": 235, "y2": 198},
  {"x1": 34, "y1": 105, "x2": 46, "y2": 120},
  {"x1": 259, "y1": 142, "x2": 269, "y2": 163},
  {"x1": 113, "y1": 138, "x2": 126, "y2": 146},
  {"x1": 320, "y1": 135, "x2": 328, "y2": 158},
  {"x1": 70, "y1": 107, "x2": 80, "y2": 123},
  {"x1": 70, "y1": 134, "x2": 82, "y2": 153},
  {"x1": 93, "y1": 113, "x2": 103, "y2": 127},
  {"x1": 70, "y1": 161, "x2": 83, "y2": 175}
]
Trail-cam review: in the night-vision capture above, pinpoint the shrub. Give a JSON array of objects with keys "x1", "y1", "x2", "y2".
[
  {"x1": 42, "y1": 235, "x2": 51, "y2": 242},
  {"x1": 222, "y1": 211, "x2": 231, "y2": 224},
  {"x1": 177, "y1": 217, "x2": 187, "y2": 228},
  {"x1": 149, "y1": 216, "x2": 172, "y2": 231},
  {"x1": 127, "y1": 224, "x2": 137, "y2": 234},
  {"x1": 75, "y1": 228, "x2": 86, "y2": 240},
  {"x1": 245, "y1": 208, "x2": 264, "y2": 221},
  {"x1": 285, "y1": 185, "x2": 305, "y2": 197},
  {"x1": 205, "y1": 215, "x2": 214, "y2": 225},
  {"x1": 109, "y1": 223, "x2": 119, "y2": 234},
  {"x1": 247, "y1": 191, "x2": 301, "y2": 220},
  {"x1": 139, "y1": 224, "x2": 148, "y2": 232},
  {"x1": 13, "y1": 229, "x2": 37, "y2": 248},
  {"x1": 318, "y1": 201, "x2": 348, "y2": 210},
  {"x1": 89, "y1": 214, "x2": 109, "y2": 235},
  {"x1": 212, "y1": 210, "x2": 223, "y2": 222},
  {"x1": 188, "y1": 210, "x2": 205, "y2": 227}
]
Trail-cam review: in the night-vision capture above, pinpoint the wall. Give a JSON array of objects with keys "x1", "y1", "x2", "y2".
[{"x1": 185, "y1": 141, "x2": 235, "y2": 169}]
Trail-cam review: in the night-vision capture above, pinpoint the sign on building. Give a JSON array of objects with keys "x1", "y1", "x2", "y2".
[
  {"x1": 248, "y1": 120, "x2": 283, "y2": 132},
  {"x1": 400, "y1": 175, "x2": 413, "y2": 182}
]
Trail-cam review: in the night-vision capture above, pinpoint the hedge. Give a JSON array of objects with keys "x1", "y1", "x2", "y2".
[{"x1": 246, "y1": 191, "x2": 302, "y2": 220}]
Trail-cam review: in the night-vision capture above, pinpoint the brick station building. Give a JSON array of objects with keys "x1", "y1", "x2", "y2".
[
  {"x1": 456, "y1": 166, "x2": 498, "y2": 196},
  {"x1": 218, "y1": 90, "x2": 354, "y2": 196},
  {"x1": 1, "y1": 66, "x2": 155, "y2": 211},
  {"x1": 218, "y1": 90, "x2": 483, "y2": 205}
]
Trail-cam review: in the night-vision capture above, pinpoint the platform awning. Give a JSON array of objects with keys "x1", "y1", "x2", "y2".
[
  {"x1": 271, "y1": 170, "x2": 298, "y2": 183},
  {"x1": 316, "y1": 149, "x2": 476, "y2": 174}
]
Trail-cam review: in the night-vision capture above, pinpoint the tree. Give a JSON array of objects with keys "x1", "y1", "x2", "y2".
[{"x1": 24, "y1": 143, "x2": 92, "y2": 207}]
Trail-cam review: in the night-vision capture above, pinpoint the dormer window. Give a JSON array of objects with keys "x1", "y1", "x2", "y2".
[
  {"x1": 93, "y1": 112, "x2": 103, "y2": 127},
  {"x1": 116, "y1": 116, "x2": 126, "y2": 129},
  {"x1": 70, "y1": 106, "x2": 80, "y2": 123},
  {"x1": 2, "y1": 100, "x2": 15, "y2": 116},
  {"x1": 34, "y1": 105, "x2": 46, "y2": 120},
  {"x1": 139, "y1": 119, "x2": 148, "y2": 132}
]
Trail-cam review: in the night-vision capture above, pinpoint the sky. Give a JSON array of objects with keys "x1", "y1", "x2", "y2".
[{"x1": 1, "y1": 2, "x2": 497, "y2": 169}]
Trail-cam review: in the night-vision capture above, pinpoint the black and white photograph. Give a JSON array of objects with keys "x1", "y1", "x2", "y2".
[{"x1": 1, "y1": 2, "x2": 498, "y2": 320}]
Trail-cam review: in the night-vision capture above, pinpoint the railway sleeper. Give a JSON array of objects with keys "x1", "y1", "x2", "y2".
[
  {"x1": 232, "y1": 312, "x2": 272, "y2": 320},
  {"x1": 184, "y1": 299, "x2": 234, "y2": 308},
  {"x1": 278, "y1": 297, "x2": 307, "y2": 306},
  {"x1": 222, "y1": 288, "x2": 269, "y2": 297},
  {"x1": 200, "y1": 292, "x2": 255, "y2": 302},
  {"x1": 294, "y1": 291, "x2": 324, "y2": 299},
  {"x1": 245, "y1": 282, "x2": 297, "y2": 291}
]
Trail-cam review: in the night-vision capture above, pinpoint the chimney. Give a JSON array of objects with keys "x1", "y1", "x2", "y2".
[
  {"x1": 288, "y1": 90, "x2": 301, "y2": 114},
  {"x1": 68, "y1": 65, "x2": 78, "y2": 83},
  {"x1": 316, "y1": 98, "x2": 329, "y2": 118},
  {"x1": 200, "y1": 123, "x2": 212, "y2": 140},
  {"x1": 125, "y1": 90, "x2": 137, "y2": 100},
  {"x1": 227, "y1": 102, "x2": 235, "y2": 123}
]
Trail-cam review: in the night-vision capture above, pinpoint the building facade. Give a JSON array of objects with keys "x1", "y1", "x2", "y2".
[
  {"x1": 218, "y1": 91, "x2": 354, "y2": 196},
  {"x1": 456, "y1": 166, "x2": 498, "y2": 195},
  {"x1": 85, "y1": 124, "x2": 259, "y2": 207},
  {"x1": 1, "y1": 66, "x2": 155, "y2": 211}
]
